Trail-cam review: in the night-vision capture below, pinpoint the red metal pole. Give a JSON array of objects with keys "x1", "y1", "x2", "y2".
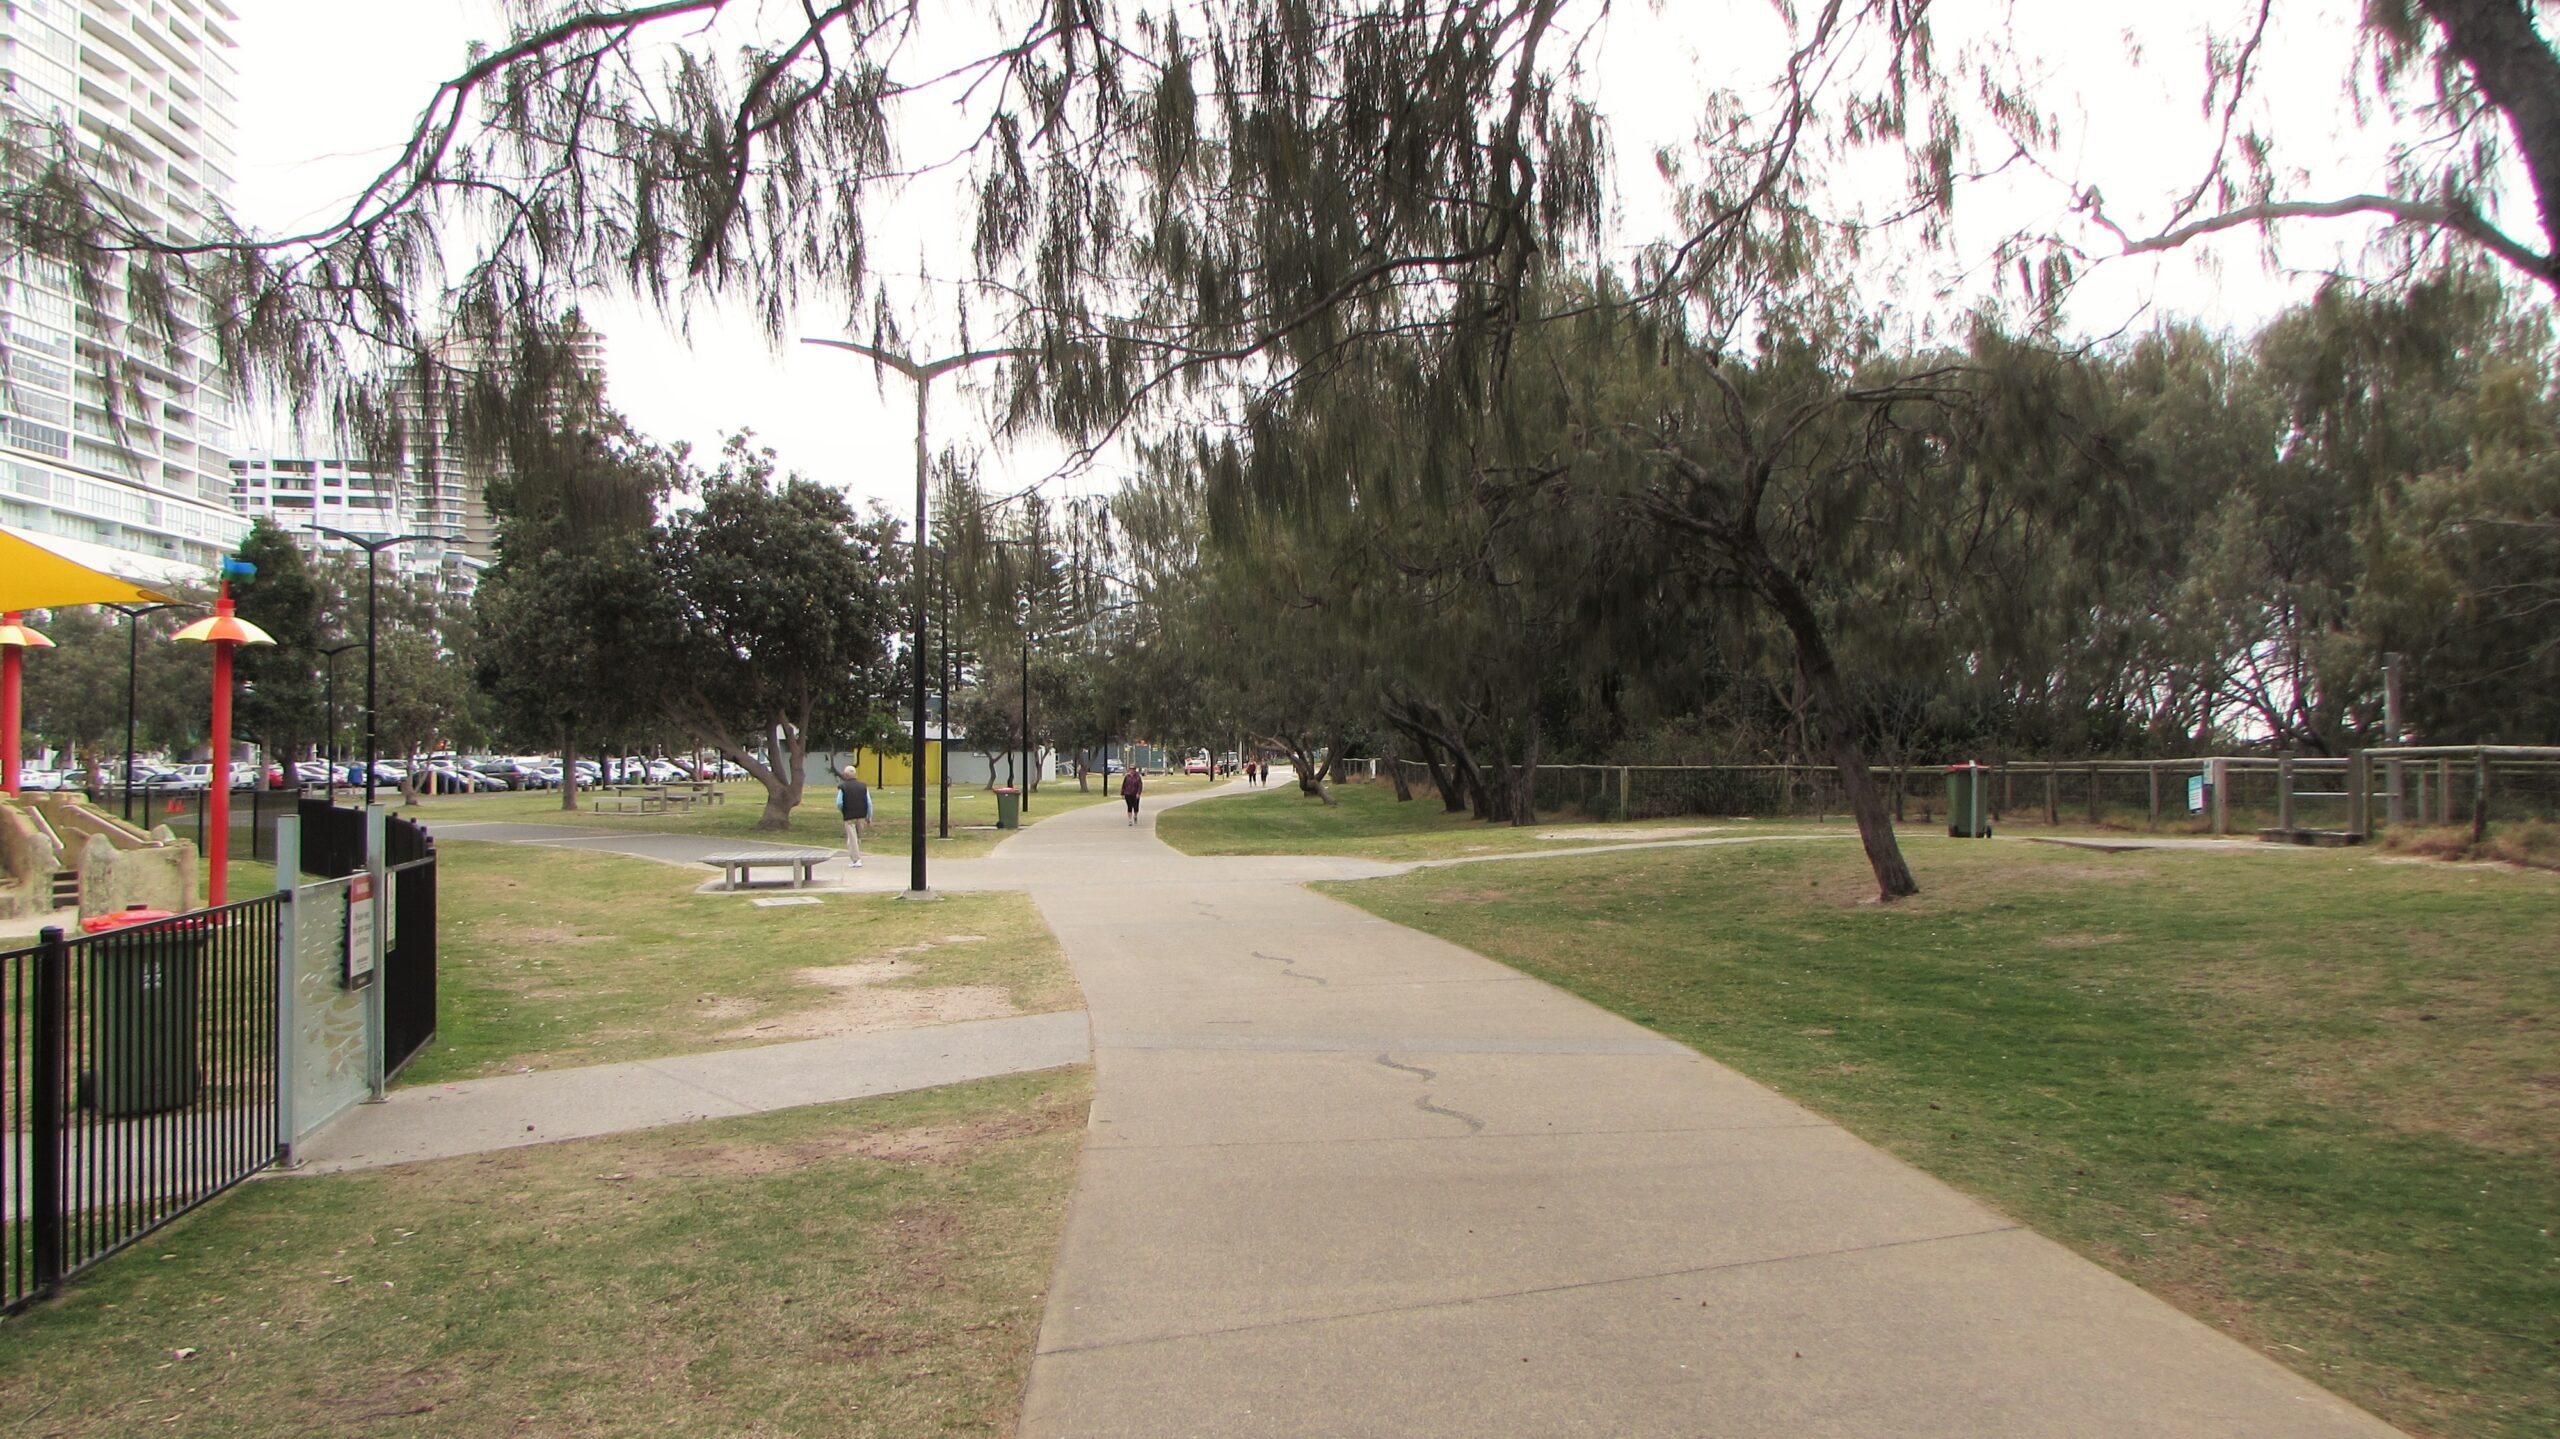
[
  {"x1": 207, "y1": 599, "x2": 235, "y2": 906},
  {"x1": 1, "y1": 614, "x2": 22, "y2": 796}
]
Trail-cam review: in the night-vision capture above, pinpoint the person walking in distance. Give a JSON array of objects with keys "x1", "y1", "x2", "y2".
[
  {"x1": 836, "y1": 764, "x2": 871, "y2": 867},
  {"x1": 1122, "y1": 764, "x2": 1145, "y2": 825}
]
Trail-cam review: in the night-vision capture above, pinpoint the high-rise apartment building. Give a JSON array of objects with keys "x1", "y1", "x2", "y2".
[
  {"x1": 227, "y1": 453, "x2": 469, "y2": 588},
  {"x1": 404, "y1": 317, "x2": 610, "y2": 564},
  {"x1": 0, "y1": 0, "x2": 247, "y2": 580}
]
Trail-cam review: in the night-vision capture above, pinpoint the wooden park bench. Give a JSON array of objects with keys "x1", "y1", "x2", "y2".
[{"x1": 703, "y1": 850, "x2": 826, "y2": 890}]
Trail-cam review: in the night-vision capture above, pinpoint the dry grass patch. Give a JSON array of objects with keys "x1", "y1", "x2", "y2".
[
  {"x1": 0, "y1": 1071, "x2": 1091, "y2": 1439},
  {"x1": 408, "y1": 843, "x2": 1079, "y2": 1084}
]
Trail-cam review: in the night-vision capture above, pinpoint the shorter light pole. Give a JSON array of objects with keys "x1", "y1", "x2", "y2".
[
  {"x1": 103, "y1": 603, "x2": 186, "y2": 821},
  {"x1": 318, "y1": 642, "x2": 361, "y2": 805},
  {"x1": 315, "y1": 528, "x2": 433, "y2": 808},
  {"x1": 984, "y1": 535, "x2": 1041, "y2": 811}
]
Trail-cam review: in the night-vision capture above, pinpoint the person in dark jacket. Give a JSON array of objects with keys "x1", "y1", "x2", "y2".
[
  {"x1": 836, "y1": 766, "x2": 871, "y2": 867},
  {"x1": 1121, "y1": 766, "x2": 1144, "y2": 825}
]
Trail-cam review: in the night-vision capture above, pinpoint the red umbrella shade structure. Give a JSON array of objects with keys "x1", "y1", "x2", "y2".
[{"x1": 173, "y1": 576, "x2": 274, "y2": 906}]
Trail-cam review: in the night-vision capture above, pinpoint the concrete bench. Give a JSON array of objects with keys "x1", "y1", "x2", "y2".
[{"x1": 703, "y1": 850, "x2": 825, "y2": 890}]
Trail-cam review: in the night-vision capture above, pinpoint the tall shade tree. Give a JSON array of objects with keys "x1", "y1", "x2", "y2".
[
  {"x1": 473, "y1": 414, "x2": 678, "y2": 809},
  {"x1": 651, "y1": 438, "x2": 906, "y2": 831}
]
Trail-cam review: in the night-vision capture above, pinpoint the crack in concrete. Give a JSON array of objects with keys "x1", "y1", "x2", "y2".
[
  {"x1": 1250, "y1": 950, "x2": 1327, "y2": 985},
  {"x1": 1374, "y1": 1053, "x2": 1436, "y2": 1082},
  {"x1": 1035, "y1": 1223, "x2": 2027, "y2": 1359},
  {"x1": 1414, "y1": 1094, "x2": 1486, "y2": 1135}
]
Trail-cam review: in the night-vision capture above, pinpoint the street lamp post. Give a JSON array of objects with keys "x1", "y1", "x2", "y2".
[
  {"x1": 938, "y1": 543, "x2": 952, "y2": 841},
  {"x1": 801, "y1": 336, "x2": 1024, "y2": 898},
  {"x1": 315, "y1": 528, "x2": 433, "y2": 809},
  {"x1": 984, "y1": 534, "x2": 1041, "y2": 812},
  {"x1": 103, "y1": 603, "x2": 184, "y2": 821},
  {"x1": 318, "y1": 641, "x2": 362, "y2": 805}
]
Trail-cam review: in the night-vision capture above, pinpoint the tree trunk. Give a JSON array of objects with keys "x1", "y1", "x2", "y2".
[
  {"x1": 1385, "y1": 742, "x2": 1414, "y2": 802},
  {"x1": 1745, "y1": 547, "x2": 1917, "y2": 900},
  {"x1": 748, "y1": 721, "x2": 803, "y2": 832},
  {"x1": 1278, "y1": 738, "x2": 1336, "y2": 804},
  {"x1": 1505, "y1": 713, "x2": 1542, "y2": 826},
  {"x1": 1388, "y1": 704, "x2": 1470, "y2": 812},
  {"x1": 561, "y1": 733, "x2": 582, "y2": 811}
]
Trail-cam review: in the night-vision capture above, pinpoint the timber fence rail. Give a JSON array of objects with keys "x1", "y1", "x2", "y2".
[
  {"x1": 3, "y1": 896, "x2": 284, "y2": 1314},
  {"x1": 1395, "y1": 753, "x2": 2560, "y2": 837}
]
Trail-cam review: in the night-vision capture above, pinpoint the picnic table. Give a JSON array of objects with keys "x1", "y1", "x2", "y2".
[
  {"x1": 591, "y1": 785, "x2": 705, "y2": 815},
  {"x1": 702, "y1": 850, "x2": 825, "y2": 890}
]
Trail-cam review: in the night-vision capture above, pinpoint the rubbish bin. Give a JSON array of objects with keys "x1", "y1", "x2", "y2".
[
  {"x1": 994, "y1": 787, "x2": 1021, "y2": 830},
  {"x1": 78, "y1": 906, "x2": 206, "y2": 1116},
  {"x1": 1945, "y1": 762, "x2": 1993, "y2": 838}
]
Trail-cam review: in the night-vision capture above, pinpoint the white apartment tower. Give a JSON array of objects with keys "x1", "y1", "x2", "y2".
[
  {"x1": 406, "y1": 317, "x2": 610, "y2": 564},
  {"x1": 0, "y1": 0, "x2": 246, "y2": 579}
]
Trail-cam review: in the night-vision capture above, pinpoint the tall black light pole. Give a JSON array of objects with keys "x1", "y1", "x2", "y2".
[
  {"x1": 103, "y1": 602, "x2": 183, "y2": 822},
  {"x1": 318, "y1": 641, "x2": 362, "y2": 804},
  {"x1": 315, "y1": 528, "x2": 433, "y2": 808},
  {"x1": 801, "y1": 336, "x2": 1023, "y2": 898}
]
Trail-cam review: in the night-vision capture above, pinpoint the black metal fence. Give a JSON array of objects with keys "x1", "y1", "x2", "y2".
[
  {"x1": 3, "y1": 896, "x2": 283, "y2": 1314},
  {"x1": 385, "y1": 850, "x2": 438, "y2": 1078},
  {"x1": 294, "y1": 798, "x2": 439, "y2": 1077}
]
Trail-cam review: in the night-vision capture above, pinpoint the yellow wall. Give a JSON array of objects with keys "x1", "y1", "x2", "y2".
[{"x1": 842, "y1": 741, "x2": 944, "y2": 789}]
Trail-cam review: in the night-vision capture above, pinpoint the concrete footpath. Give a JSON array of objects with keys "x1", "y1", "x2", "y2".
[
  {"x1": 290, "y1": 1010, "x2": 1089, "y2": 1174},
  {"x1": 1004, "y1": 787, "x2": 2399, "y2": 1438}
]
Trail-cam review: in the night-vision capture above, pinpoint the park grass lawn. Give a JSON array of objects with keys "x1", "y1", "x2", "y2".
[
  {"x1": 1323, "y1": 841, "x2": 2560, "y2": 1439},
  {"x1": 0, "y1": 1070, "x2": 1088, "y2": 1438},
  {"x1": 399, "y1": 773, "x2": 1220, "y2": 859},
  {"x1": 403, "y1": 842, "x2": 1081, "y2": 1084}
]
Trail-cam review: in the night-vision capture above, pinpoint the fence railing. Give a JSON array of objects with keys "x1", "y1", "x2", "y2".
[
  {"x1": 3, "y1": 896, "x2": 284, "y2": 1314},
  {"x1": 293, "y1": 799, "x2": 439, "y2": 1081},
  {"x1": 1392, "y1": 751, "x2": 2560, "y2": 837}
]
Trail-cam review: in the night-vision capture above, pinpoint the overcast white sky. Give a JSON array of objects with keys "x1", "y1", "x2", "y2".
[{"x1": 224, "y1": 1, "x2": 2430, "y2": 514}]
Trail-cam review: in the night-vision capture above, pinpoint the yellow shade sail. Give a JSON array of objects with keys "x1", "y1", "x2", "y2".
[{"x1": 0, "y1": 527, "x2": 181, "y2": 610}]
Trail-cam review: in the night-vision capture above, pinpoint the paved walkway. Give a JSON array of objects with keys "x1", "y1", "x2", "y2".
[{"x1": 289, "y1": 1011, "x2": 1089, "y2": 1174}]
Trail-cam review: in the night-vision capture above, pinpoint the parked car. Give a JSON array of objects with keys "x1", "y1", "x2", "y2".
[
  {"x1": 467, "y1": 757, "x2": 534, "y2": 789},
  {"x1": 1184, "y1": 758, "x2": 1211, "y2": 775},
  {"x1": 296, "y1": 761, "x2": 334, "y2": 784},
  {"x1": 20, "y1": 768, "x2": 66, "y2": 791}
]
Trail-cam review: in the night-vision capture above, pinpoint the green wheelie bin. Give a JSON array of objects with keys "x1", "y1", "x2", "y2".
[
  {"x1": 78, "y1": 906, "x2": 206, "y2": 1116},
  {"x1": 994, "y1": 786, "x2": 1021, "y2": 830}
]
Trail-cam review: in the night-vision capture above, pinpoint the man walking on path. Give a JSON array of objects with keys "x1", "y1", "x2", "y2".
[
  {"x1": 836, "y1": 766, "x2": 871, "y2": 866},
  {"x1": 1121, "y1": 765, "x2": 1144, "y2": 824}
]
